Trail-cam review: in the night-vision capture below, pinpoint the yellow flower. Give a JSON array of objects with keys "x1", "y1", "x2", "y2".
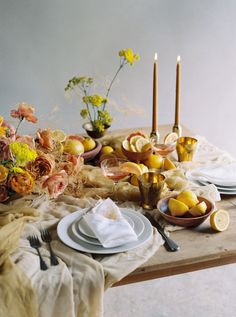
[
  {"x1": 10, "y1": 167, "x2": 25, "y2": 174},
  {"x1": 0, "y1": 126, "x2": 7, "y2": 137},
  {"x1": 9, "y1": 141, "x2": 37, "y2": 166},
  {"x1": 0, "y1": 165, "x2": 9, "y2": 183},
  {"x1": 80, "y1": 109, "x2": 89, "y2": 119},
  {"x1": 90, "y1": 95, "x2": 104, "y2": 107},
  {"x1": 120, "y1": 48, "x2": 139, "y2": 65}
]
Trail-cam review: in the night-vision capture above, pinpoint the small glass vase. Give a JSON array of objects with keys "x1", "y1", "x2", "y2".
[{"x1": 83, "y1": 122, "x2": 109, "y2": 139}]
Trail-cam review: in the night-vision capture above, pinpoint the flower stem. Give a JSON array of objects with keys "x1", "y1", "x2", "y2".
[
  {"x1": 15, "y1": 118, "x2": 24, "y2": 135},
  {"x1": 102, "y1": 61, "x2": 125, "y2": 111}
]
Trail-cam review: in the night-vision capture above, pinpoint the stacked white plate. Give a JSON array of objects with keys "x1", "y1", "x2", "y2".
[
  {"x1": 186, "y1": 165, "x2": 236, "y2": 195},
  {"x1": 57, "y1": 208, "x2": 153, "y2": 254}
]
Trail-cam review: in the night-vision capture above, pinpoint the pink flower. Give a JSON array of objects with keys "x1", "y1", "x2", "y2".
[
  {"x1": 11, "y1": 103, "x2": 38, "y2": 123},
  {"x1": 27, "y1": 154, "x2": 55, "y2": 178},
  {"x1": 58, "y1": 155, "x2": 83, "y2": 176},
  {"x1": 0, "y1": 138, "x2": 12, "y2": 161},
  {"x1": 37, "y1": 129, "x2": 54, "y2": 151},
  {"x1": 16, "y1": 135, "x2": 35, "y2": 148},
  {"x1": 42, "y1": 170, "x2": 68, "y2": 198},
  {"x1": 0, "y1": 185, "x2": 9, "y2": 202}
]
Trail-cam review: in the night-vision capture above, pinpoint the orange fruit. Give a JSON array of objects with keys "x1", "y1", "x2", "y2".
[{"x1": 164, "y1": 132, "x2": 178, "y2": 144}]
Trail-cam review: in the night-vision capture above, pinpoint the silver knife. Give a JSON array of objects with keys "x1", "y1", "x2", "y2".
[{"x1": 145, "y1": 213, "x2": 180, "y2": 252}]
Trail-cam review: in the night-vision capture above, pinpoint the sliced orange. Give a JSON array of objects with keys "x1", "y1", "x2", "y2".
[
  {"x1": 163, "y1": 158, "x2": 176, "y2": 170},
  {"x1": 120, "y1": 162, "x2": 142, "y2": 176},
  {"x1": 164, "y1": 132, "x2": 178, "y2": 145},
  {"x1": 135, "y1": 137, "x2": 150, "y2": 152}
]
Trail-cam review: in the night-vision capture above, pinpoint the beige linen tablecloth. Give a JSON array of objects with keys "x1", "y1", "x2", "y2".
[{"x1": 0, "y1": 195, "x2": 163, "y2": 317}]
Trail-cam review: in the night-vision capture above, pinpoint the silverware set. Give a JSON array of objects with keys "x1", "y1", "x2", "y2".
[{"x1": 28, "y1": 229, "x2": 59, "y2": 270}]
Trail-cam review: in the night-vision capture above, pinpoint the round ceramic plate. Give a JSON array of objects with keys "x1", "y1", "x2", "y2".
[
  {"x1": 78, "y1": 214, "x2": 135, "y2": 239},
  {"x1": 57, "y1": 208, "x2": 152, "y2": 254}
]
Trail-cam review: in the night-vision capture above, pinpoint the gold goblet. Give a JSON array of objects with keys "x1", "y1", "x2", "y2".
[
  {"x1": 138, "y1": 172, "x2": 165, "y2": 210},
  {"x1": 176, "y1": 137, "x2": 198, "y2": 162}
]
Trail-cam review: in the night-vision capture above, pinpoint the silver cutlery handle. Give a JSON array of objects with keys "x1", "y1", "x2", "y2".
[
  {"x1": 157, "y1": 227, "x2": 180, "y2": 252},
  {"x1": 48, "y1": 243, "x2": 59, "y2": 266}
]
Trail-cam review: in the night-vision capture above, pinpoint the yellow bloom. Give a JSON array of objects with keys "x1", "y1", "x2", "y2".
[
  {"x1": 0, "y1": 126, "x2": 7, "y2": 137},
  {"x1": 120, "y1": 48, "x2": 139, "y2": 65},
  {"x1": 10, "y1": 167, "x2": 25, "y2": 174},
  {"x1": 90, "y1": 95, "x2": 104, "y2": 107},
  {"x1": 0, "y1": 116, "x2": 4, "y2": 126},
  {"x1": 0, "y1": 165, "x2": 9, "y2": 183},
  {"x1": 9, "y1": 141, "x2": 37, "y2": 166}
]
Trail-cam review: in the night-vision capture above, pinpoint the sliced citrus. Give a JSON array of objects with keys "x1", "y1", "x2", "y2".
[
  {"x1": 210, "y1": 209, "x2": 230, "y2": 232},
  {"x1": 122, "y1": 139, "x2": 131, "y2": 151},
  {"x1": 52, "y1": 129, "x2": 67, "y2": 142},
  {"x1": 189, "y1": 201, "x2": 207, "y2": 217},
  {"x1": 130, "y1": 144, "x2": 137, "y2": 152},
  {"x1": 164, "y1": 132, "x2": 178, "y2": 145},
  {"x1": 168, "y1": 198, "x2": 189, "y2": 216},
  {"x1": 138, "y1": 163, "x2": 149, "y2": 174},
  {"x1": 130, "y1": 174, "x2": 139, "y2": 186},
  {"x1": 142, "y1": 143, "x2": 152, "y2": 152},
  {"x1": 135, "y1": 137, "x2": 150, "y2": 152},
  {"x1": 130, "y1": 135, "x2": 143, "y2": 146},
  {"x1": 127, "y1": 131, "x2": 147, "y2": 142},
  {"x1": 177, "y1": 190, "x2": 199, "y2": 208},
  {"x1": 120, "y1": 162, "x2": 142, "y2": 176},
  {"x1": 163, "y1": 158, "x2": 176, "y2": 170}
]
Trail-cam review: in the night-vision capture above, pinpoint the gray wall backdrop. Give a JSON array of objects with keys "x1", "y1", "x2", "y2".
[{"x1": 1, "y1": 0, "x2": 236, "y2": 156}]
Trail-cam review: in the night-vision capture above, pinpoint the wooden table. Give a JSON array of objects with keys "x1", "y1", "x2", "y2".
[{"x1": 110, "y1": 125, "x2": 236, "y2": 287}]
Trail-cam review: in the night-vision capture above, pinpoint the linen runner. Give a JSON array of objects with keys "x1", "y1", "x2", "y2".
[{"x1": 0, "y1": 195, "x2": 163, "y2": 317}]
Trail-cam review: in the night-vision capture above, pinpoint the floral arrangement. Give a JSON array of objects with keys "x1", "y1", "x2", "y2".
[
  {"x1": 0, "y1": 103, "x2": 84, "y2": 203},
  {"x1": 65, "y1": 48, "x2": 139, "y2": 133}
]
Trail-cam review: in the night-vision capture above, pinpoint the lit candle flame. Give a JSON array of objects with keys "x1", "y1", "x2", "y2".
[
  {"x1": 154, "y1": 53, "x2": 158, "y2": 61},
  {"x1": 177, "y1": 55, "x2": 181, "y2": 63}
]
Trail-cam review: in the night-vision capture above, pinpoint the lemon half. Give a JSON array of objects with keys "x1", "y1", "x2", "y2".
[{"x1": 210, "y1": 209, "x2": 230, "y2": 232}]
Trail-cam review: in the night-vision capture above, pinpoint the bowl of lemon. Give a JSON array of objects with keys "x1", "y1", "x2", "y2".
[
  {"x1": 157, "y1": 190, "x2": 215, "y2": 227},
  {"x1": 122, "y1": 132, "x2": 152, "y2": 162}
]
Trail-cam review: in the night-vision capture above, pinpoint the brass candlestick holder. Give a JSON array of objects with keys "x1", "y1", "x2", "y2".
[
  {"x1": 150, "y1": 130, "x2": 160, "y2": 145},
  {"x1": 172, "y1": 124, "x2": 182, "y2": 137}
]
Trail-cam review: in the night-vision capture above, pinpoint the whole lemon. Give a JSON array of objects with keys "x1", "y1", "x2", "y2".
[
  {"x1": 144, "y1": 154, "x2": 163, "y2": 169},
  {"x1": 100, "y1": 145, "x2": 114, "y2": 156},
  {"x1": 82, "y1": 137, "x2": 96, "y2": 152},
  {"x1": 63, "y1": 139, "x2": 84, "y2": 155}
]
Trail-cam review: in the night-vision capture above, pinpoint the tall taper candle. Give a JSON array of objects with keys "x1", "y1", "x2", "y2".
[
  {"x1": 152, "y1": 53, "x2": 158, "y2": 132},
  {"x1": 175, "y1": 56, "x2": 181, "y2": 125}
]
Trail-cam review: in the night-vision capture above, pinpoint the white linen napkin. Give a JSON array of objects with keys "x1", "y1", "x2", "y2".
[
  {"x1": 82, "y1": 198, "x2": 138, "y2": 248},
  {"x1": 188, "y1": 163, "x2": 236, "y2": 186}
]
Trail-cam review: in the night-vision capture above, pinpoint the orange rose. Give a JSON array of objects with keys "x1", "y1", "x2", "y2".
[
  {"x1": 10, "y1": 103, "x2": 38, "y2": 123},
  {"x1": 0, "y1": 165, "x2": 9, "y2": 183},
  {"x1": 8, "y1": 171, "x2": 34, "y2": 194},
  {"x1": 42, "y1": 170, "x2": 68, "y2": 198},
  {"x1": 37, "y1": 129, "x2": 54, "y2": 151},
  {"x1": 27, "y1": 154, "x2": 55, "y2": 178}
]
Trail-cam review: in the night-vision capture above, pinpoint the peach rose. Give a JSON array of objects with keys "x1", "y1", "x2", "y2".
[
  {"x1": 37, "y1": 129, "x2": 54, "y2": 151},
  {"x1": 2, "y1": 120, "x2": 16, "y2": 140},
  {"x1": 27, "y1": 154, "x2": 55, "y2": 178},
  {"x1": 10, "y1": 103, "x2": 38, "y2": 123},
  {"x1": 16, "y1": 135, "x2": 35, "y2": 149},
  {"x1": 8, "y1": 171, "x2": 34, "y2": 194},
  {"x1": 42, "y1": 170, "x2": 68, "y2": 198},
  {"x1": 58, "y1": 155, "x2": 83, "y2": 176},
  {"x1": 0, "y1": 138, "x2": 12, "y2": 161}
]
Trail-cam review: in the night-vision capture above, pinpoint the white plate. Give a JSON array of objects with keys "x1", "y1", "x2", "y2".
[
  {"x1": 186, "y1": 170, "x2": 236, "y2": 187},
  {"x1": 78, "y1": 214, "x2": 135, "y2": 239},
  {"x1": 196, "y1": 179, "x2": 236, "y2": 194},
  {"x1": 73, "y1": 211, "x2": 144, "y2": 246},
  {"x1": 57, "y1": 208, "x2": 153, "y2": 254}
]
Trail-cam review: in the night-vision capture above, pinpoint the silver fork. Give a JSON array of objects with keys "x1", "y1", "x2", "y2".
[
  {"x1": 28, "y1": 235, "x2": 48, "y2": 270},
  {"x1": 40, "y1": 229, "x2": 59, "y2": 266}
]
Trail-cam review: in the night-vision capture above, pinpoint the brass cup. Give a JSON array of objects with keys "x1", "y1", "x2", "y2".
[
  {"x1": 138, "y1": 172, "x2": 165, "y2": 210},
  {"x1": 176, "y1": 137, "x2": 198, "y2": 162}
]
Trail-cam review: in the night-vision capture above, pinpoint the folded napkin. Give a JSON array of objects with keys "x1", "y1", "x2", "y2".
[
  {"x1": 83, "y1": 198, "x2": 138, "y2": 248},
  {"x1": 188, "y1": 163, "x2": 236, "y2": 186}
]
